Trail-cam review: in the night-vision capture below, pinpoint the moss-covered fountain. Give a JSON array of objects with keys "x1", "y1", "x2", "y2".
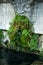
[{"x1": 0, "y1": 0, "x2": 43, "y2": 65}]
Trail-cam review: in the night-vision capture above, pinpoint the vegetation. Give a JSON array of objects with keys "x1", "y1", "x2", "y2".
[
  {"x1": 0, "y1": 30, "x2": 4, "y2": 44},
  {"x1": 8, "y1": 14, "x2": 39, "y2": 52},
  {"x1": 40, "y1": 49, "x2": 43, "y2": 57}
]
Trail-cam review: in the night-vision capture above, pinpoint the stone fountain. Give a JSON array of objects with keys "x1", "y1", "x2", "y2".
[{"x1": 0, "y1": 0, "x2": 43, "y2": 65}]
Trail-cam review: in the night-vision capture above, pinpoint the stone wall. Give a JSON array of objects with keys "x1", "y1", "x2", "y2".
[{"x1": 0, "y1": 3, "x2": 15, "y2": 30}]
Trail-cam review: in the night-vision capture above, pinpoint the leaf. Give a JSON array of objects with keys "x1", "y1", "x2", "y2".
[{"x1": 22, "y1": 29, "x2": 28, "y2": 37}]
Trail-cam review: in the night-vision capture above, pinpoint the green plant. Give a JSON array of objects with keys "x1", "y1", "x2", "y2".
[
  {"x1": 29, "y1": 34, "x2": 39, "y2": 51},
  {"x1": 39, "y1": 49, "x2": 43, "y2": 57},
  {"x1": 8, "y1": 14, "x2": 39, "y2": 52},
  {"x1": 0, "y1": 30, "x2": 4, "y2": 44}
]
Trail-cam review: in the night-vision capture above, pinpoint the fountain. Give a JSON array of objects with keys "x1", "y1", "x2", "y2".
[{"x1": 0, "y1": 0, "x2": 43, "y2": 65}]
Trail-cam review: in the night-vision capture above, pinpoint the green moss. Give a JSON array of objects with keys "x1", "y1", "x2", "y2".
[
  {"x1": 0, "y1": 30, "x2": 4, "y2": 44},
  {"x1": 8, "y1": 14, "x2": 39, "y2": 52}
]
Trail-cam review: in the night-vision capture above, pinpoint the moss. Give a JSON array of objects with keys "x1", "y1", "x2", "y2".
[
  {"x1": 0, "y1": 30, "x2": 4, "y2": 44},
  {"x1": 8, "y1": 14, "x2": 39, "y2": 52}
]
